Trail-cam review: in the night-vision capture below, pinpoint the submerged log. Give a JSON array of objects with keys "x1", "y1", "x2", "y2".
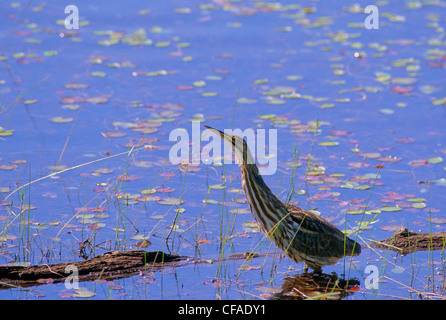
[
  {"x1": 0, "y1": 250, "x2": 262, "y2": 289},
  {"x1": 372, "y1": 227, "x2": 446, "y2": 254},
  {"x1": 0, "y1": 250, "x2": 185, "y2": 289}
]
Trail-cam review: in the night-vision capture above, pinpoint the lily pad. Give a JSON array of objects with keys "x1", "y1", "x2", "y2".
[
  {"x1": 377, "y1": 206, "x2": 402, "y2": 212},
  {"x1": 428, "y1": 157, "x2": 443, "y2": 164},
  {"x1": 73, "y1": 288, "x2": 96, "y2": 298},
  {"x1": 411, "y1": 202, "x2": 426, "y2": 209},
  {"x1": 50, "y1": 116, "x2": 74, "y2": 123},
  {"x1": 318, "y1": 141, "x2": 339, "y2": 147},
  {"x1": 157, "y1": 197, "x2": 184, "y2": 205}
]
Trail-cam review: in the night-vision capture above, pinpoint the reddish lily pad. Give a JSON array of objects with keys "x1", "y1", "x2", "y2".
[
  {"x1": 409, "y1": 159, "x2": 428, "y2": 167},
  {"x1": 59, "y1": 96, "x2": 85, "y2": 104},
  {"x1": 116, "y1": 174, "x2": 139, "y2": 181}
]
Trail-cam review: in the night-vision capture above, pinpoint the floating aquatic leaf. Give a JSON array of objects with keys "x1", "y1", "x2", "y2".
[
  {"x1": 377, "y1": 206, "x2": 402, "y2": 212},
  {"x1": 116, "y1": 174, "x2": 138, "y2": 181},
  {"x1": 0, "y1": 129, "x2": 14, "y2": 137},
  {"x1": 359, "y1": 152, "x2": 380, "y2": 159},
  {"x1": 329, "y1": 130, "x2": 351, "y2": 136},
  {"x1": 429, "y1": 217, "x2": 446, "y2": 224},
  {"x1": 409, "y1": 159, "x2": 428, "y2": 167},
  {"x1": 50, "y1": 116, "x2": 73, "y2": 123},
  {"x1": 346, "y1": 210, "x2": 365, "y2": 215},
  {"x1": 380, "y1": 108, "x2": 394, "y2": 115},
  {"x1": 94, "y1": 168, "x2": 114, "y2": 174},
  {"x1": 428, "y1": 157, "x2": 443, "y2": 164},
  {"x1": 47, "y1": 165, "x2": 68, "y2": 171},
  {"x1": 132, "y1": 160, "x2": 154, "y2": 168},
  {"x1": 318, "y1": 141, "x2": 339, "y2": 147},
  {"x1": 156, "y1": 187, "x2": 174, "y2": 193},
  {"x1": 201, "y1": 92, "x2": 218, "y2": 97},
  {"x1": 17, "y1": 204, "x2": 37, "y2": 210},
  {"x1": 86, "y1": 96, "x2": 108, "y2": 104},
  {"x1": 43, "y1": 50, "x2": 57, "y2": 57},
  {"x1": 209, "y1": 184, "x2": 225, "y2": 190},
  {"x1": 391, "y1": 86, "x2": 413, "y2": 94},
  {"x1": 137, "y1": 195, "x2": 160, "y2": 202},
  {"x1": 203, "y1": 199, "x2": 218, "y2": 204},
  {"x1": 391, "y1": 77, "x2": 418, "y2": 85},
  {"x1": 155, "y1": 41, "x2": 170, "y2": 48},
  {"x1": 157, "y1": 197, "x2": 184, "y2": 205},
  {"x1": 101, "y1": 131, "x2": 126, "y2": 138},
  {"x1": 266, "y1": 98, "x2": 285, "y2": 105},
  {"x1": 381, "y1": 224, "x2": 405, "y2": 232},
  {"x1": 237, "y1": 97, "x2": 257, "y2": 104},
  {"x1": 59, "y1": 96, "x2": 85, "y2": 104},
  {"x1": 64, "y1": 82, "x2": 89, "y2": 89},
  {"x1": 193, "y1": 80, "x2": 206, "y2": 87},
  {"x1": 146, "y1": 70, "x2": 168, "y2": 76},
  {"x1": 391, "y1": 266, "x2": 405, "y2": 274},
  {"x1": 396, "y1": 137, "x2": 414, "y2": 144},
  {"x1": 62, "y1": 104, "x2": 81, "y2": 110},
  {"x1": 377, "y1": 155, "x2": 401, "y2": 163},
  {"x1": 73, "y1": 288, "x2": 96, "y2": 298},
  {"x1": 286, "y1": 75, "x2": 303, "y2": 81},
  {"x1": 354, "y1": 185, "x2": 372, "y2": 190},
  {"x1": 91, "y1": 71, "x2": 106, "y2": 77},
  {"x1": 432, "y1": 97, "x2": 446, "y2": 106},
  {"x1": 0, "y1": 164, "x2": 17, "y2": 170},
  {"x1": 411, "y1": 202, "x2": 426, "y2": 209},
  {"x1": 407, "y1": 198, "x2": 426, "y2": 202}
]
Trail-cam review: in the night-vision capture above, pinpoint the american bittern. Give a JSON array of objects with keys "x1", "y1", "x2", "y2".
[{"x1": 205, "y1": 126, "x2": 361, "y2": 273}]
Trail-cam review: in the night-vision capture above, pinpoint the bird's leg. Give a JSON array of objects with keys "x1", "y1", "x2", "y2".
[{"x1": 312, "y1": 266, "x2": 323, "y2": 276}]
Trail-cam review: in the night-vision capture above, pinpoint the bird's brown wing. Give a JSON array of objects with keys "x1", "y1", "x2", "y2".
[{"x1": 282, "y1": 204, "x2": 361, "y2": 257}]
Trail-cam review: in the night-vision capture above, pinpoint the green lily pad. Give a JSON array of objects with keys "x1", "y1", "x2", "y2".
[
  {"x1": 407, "y1": 198, "x2": 426, "y2": 202},
  {"x1": 318, "y1": 141, "x2": 339, "y2": 147},
  {"x1": 428, "y1": 157, "x2": 443, "y2": 164},
  {"x1": 140, "y1": 188, "x2": 156, "y2": 194},
  {"x1": 73, "y1": 288, "x2": 96, "y2": 298},
  {"x1": 193, "y1": 80, "x2": 206, "y2": 87},
  {"x1": 266, "y1": 99, "x2": 286, "y2": 105},
  {"x1": 157, "y1": 197, "x2": 184, "y2": 205},
  {"x1": 201, "y1": 92, "x2": 218, "y2": 97},
  {"x1": 377, "y1": 206, "x2": 402, "y2": 212},
  {"x1": 202, "y1": 199, "x2": 218, "y2": 204},
  {"x1": 91, "y1": 71, "x2": 106, "y2": 77},
  {"x1": 0, "y1": 129, "x2": 14, "y2": 137},
  {"x1": 50, "y1": 116, "x2": 74, "y2": 123},
  {"x1": 237, "y1": 97, "x2": 257, "y2": 104}
]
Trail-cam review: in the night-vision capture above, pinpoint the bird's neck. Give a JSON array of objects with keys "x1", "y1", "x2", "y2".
[{"x1": 240, "y1": 164, "x2": 286, "y2": 225}]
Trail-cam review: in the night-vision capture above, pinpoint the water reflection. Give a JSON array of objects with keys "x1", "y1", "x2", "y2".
[{"x1": 273, "y1": 271, "x2": 360, "y2": 300}]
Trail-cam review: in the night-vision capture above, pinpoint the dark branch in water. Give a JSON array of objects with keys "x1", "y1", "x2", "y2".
[
  {"x1": 371, "y1": 227, "x2": 446, "y2": 255},
  {"x1": 0, "y1": 250, "x2": 262, "y2": 290}
]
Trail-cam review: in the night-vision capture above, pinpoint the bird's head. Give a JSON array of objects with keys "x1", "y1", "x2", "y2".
[{"x1": 204, "y1": 126, "x2": 255, "y2": 166}]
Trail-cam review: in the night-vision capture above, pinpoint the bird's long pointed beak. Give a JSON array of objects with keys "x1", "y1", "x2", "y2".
[
  {"x1": 204, "y1": 125, "x2": 224, "y2": 138},
  {"x1": 204, "y1": 125, "x2": 234, "y2": 145}
]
